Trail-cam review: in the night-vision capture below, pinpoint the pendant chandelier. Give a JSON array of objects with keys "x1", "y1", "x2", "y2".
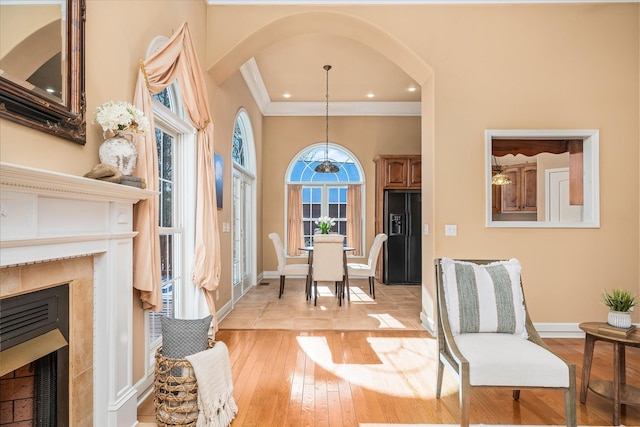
[
  {"x1": 314, "y1": 65, "x2": 340, "y2": 173},
  {"x1": 491, "y1": 155, "x2": 512, "y2": 186}
]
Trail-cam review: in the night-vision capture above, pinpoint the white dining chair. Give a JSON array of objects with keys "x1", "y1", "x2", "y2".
[
  {"x1": 346, "y1": 233, "x2": 387, "y2": 299},
  {"x1": 311, "y1": 234, "x2": 345, "y2": 306},
  {"x1": 268, "y1": 233, "x2": 309, "y2": 298}
]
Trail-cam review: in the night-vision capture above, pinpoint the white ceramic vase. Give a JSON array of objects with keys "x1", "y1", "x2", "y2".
[
  {"x1": 607, "y1": 310, "x2": 632, "y2": 329},
  {"x1": 99, "y1": 131, "x2": 138, "y2": 176}
]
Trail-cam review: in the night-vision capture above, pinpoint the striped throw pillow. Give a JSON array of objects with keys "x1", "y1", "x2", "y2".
[{"x1": 440, "y1": 258, "x2": 528, "y2": 339}]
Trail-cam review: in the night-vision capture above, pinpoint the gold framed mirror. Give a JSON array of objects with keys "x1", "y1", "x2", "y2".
[{"x1": 0, "y1": 0, "x2": 85, "y2": 144}]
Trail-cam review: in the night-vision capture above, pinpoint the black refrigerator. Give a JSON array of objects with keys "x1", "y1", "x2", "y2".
[{"x1": 383, "y1": 190, "x2": 422, "y2": 284}]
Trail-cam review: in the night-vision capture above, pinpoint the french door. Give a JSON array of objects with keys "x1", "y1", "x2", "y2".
[{"x1": 232, "y1": 169, "x2": 253, "y2": 303}]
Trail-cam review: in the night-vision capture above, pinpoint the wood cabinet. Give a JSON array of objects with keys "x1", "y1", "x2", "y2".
[
  {"x1": 494, "y1": 163, "x2": 537, "y2": 213},
  {"x1": 376, "y1": 155, "x2": 421, "y2": 189}
]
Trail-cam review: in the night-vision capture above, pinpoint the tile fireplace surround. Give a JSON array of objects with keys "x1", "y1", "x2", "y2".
[{"x1": 0, "y1": 162, "x2": 154, "y2": 426}]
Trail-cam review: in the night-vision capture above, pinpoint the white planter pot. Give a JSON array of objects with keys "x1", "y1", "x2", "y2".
[{"x1": 607, "y1": 310, "x2": 632, "y2": 329}]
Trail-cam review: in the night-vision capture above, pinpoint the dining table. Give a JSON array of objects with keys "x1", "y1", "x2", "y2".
[{"x1": 299, "y1": 245, "x2": 354, "y2": 303}]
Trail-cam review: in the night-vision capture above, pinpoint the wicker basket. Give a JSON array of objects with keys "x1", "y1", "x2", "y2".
[{"x1": 154, "y1": 340, "x2": 215, "y2": 427}]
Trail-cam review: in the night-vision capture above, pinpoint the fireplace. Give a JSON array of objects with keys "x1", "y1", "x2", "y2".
[{"x1": 0, "y1": 162, "x2": 153, "y2": 426}]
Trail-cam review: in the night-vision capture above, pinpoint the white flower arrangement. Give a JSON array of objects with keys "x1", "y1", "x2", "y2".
[
  {"x1": 315, "y1": 216, "x2": 336, "y2": 234},
  {"x1": 94, "y1": 101, "x2": 149, "y2": 135}
]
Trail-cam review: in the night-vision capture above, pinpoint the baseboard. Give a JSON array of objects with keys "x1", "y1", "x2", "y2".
[
  {"x1": 533, "y1": 322, "x2": 586, "y2": 338},
  {"x1": 215, "y1": 297, "x2": 234, "y2": 322},
  {"x1": 420, "y1": 315, "x2": 588, "y2": 339},
  {"x1": 420, "y1": 312, "x2": 436, "y2": 336}
]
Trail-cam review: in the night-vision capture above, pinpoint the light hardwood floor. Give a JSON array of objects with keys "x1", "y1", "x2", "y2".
[{"x1": 138, "y1": 279, "x2": 640, "y2": 426}]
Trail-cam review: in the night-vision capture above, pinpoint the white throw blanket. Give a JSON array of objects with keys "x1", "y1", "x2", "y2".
[{"x1": 186, "y1": 342, "x2": 238, "y2": 427}]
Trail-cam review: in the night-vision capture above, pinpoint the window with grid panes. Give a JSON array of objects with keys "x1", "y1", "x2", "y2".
[{"x1": 288, "y1": 144, "x2": 363, "y2": 251}]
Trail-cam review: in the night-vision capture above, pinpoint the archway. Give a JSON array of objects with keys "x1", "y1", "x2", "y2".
[{"x1": 207, "y1": 10, "x2": 438, "y2": 333}]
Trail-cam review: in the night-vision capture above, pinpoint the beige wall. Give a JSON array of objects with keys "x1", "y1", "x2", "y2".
[
  {"x1": 207, "y1": 3, "x2": 640, "y2": 324},
  {"x1": 262, "y1": 115, "x2": 421, "y2": 270}
]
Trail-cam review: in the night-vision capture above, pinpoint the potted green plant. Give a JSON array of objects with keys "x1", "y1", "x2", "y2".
[{"x1": 602, "y1": 288, "x2": 636, "y2": 328}]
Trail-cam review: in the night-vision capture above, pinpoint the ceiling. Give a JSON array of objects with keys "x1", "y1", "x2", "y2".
[{"x1": 239, "y1": 33, "x2": 421, "y2": 116}]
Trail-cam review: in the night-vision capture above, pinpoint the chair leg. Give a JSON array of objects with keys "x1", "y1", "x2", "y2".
[
  {"x1": 369, "y1": 276, "x2": 375, "y2": 299},
  {"x1": 459, "y1": 387, "x2": 470, "y2": 427},
  {"x1": 513, "y1": 390, "x2": 520, "y2": 401},
  {"x1": 279, "y1": 276, "x2": 285, "y2": 298},
  {"x1": 314, "y1": 281, "x2": 318, "y2": 306},
  {"x1": 345, "y1": 274, "x2": 350, "y2": 301},
  {"x1": 565, "y1": 365, "x2": 577, "y2": 427},
  {"x1": 337, "y1": 281, "x2": 342, "y2": 306},
  {"x1": 435, "y1": 358, "x2": 444, "y2": 398}
]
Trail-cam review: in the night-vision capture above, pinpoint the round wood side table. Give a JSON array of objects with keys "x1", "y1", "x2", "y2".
[{"x1": 579, "y1": 321, "x2": 640, "y2": 426}]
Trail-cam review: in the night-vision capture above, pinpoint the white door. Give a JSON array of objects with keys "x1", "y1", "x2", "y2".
[
  {"x1": 546, "y1": 168, "x2": 583, "y2": 223},
  {"x1": 232, "y1": 170, "x2": 252, "y2": 303}
]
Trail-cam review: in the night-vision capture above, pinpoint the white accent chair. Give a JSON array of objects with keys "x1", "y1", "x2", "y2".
[
  {"x1": 311, "y1": 234, "x2": 345, "y2": 306},
  {"x1": 346, "y1": 233, "x2": 387, "y2": 299},
  {"x1": 268, "y1": 233, "x2": 309, "y2": 299},
  {"x1": 434, "y1": 258, "x2": 576, "y2": 427}
]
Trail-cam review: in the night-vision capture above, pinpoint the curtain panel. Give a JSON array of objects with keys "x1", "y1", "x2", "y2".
[
  {"x1": 133, "y1": 22, "x2": 221, "y2": 330},
  {"x1": 287, "y1": 185, "x2": 304, "y2": 256},
  {"x1": 347, "y1": 185, "x2": 363, "y2": 256}
]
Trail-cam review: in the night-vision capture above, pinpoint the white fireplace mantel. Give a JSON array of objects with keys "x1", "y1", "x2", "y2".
[{"x1": 1, "y1": 162, "x2": 155, "y2": 426}]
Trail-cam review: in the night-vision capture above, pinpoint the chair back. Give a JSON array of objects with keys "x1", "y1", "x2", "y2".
[
  {"x1": 312, "y1": 234, "x2": 344, "y2": 282},
  {"x1": 367, "y1": 233, "x2": 388, "y2": 270},
  {"x1": 268, "y1": 233, "x2": 286, "y2": 272},
  {"x1": 435, "y1": 258, "x2": 533, "y2": 341}
]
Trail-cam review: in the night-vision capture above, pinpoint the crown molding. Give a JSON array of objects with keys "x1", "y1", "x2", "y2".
[{"x1": 239, "y1": 57, "x2": 421, "y2": 116}]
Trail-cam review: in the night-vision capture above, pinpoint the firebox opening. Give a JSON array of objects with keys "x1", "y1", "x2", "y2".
[{"x1": 0, "y1": 284, "x2": 70, "y2": 426}]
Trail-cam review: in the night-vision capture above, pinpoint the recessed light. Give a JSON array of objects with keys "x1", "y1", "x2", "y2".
[
  {"x1": 46, "y1": 88, "x2": 55, "y2": 93},
  {"x1": 366, "y1": 93, "x2": 375, "y2": 98},
  {"x1": 283, "y1": 93, "x2": 291, "y2": 99},
  {"x1": 407, "y1": 86, "x2": 417, "y2": 92}
]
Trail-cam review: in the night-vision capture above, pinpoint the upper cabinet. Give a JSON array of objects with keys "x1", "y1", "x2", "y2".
[
  {"x1": 495, "y1": 163, "x2": 537, "y2": 213},
  {"x1": 375, "y1": 155, "x2": 421, "y2": 189}
]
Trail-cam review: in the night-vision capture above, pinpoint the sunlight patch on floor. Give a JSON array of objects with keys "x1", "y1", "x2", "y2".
[
  {"x1": 296, "y1": 335, "x2": 450, "y2": 399},
  {"x1": 368, "y1": 313, "x2": 408, "y2": 329},
  {"x1": 349, "y1": 287, "x2": 376, "y2": 303}
]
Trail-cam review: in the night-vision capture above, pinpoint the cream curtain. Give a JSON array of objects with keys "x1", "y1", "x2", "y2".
[
  {"x1": 133, "y1": 22, "x2": 221, "y2": 329},
  {"x1": 287, "y1": 185, "x2": 304, "y2": 256},
  {"x1": 346, "y1": 185, "x2": 362, "y2": 256}
]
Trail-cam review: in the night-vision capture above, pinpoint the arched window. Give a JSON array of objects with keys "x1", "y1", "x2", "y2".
[
  {"x1": 232, "y1": 118, "x2": 246, "y2": 168},
  {"x1": 144, "y1": 37, "x2": 198, "y2": 370},
  {"x1": 286, "y1": 144, "x2": 364, "y2": 256},
  {"x1": 231, "y1": 110, "x2": 257, "y2": 303}
]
